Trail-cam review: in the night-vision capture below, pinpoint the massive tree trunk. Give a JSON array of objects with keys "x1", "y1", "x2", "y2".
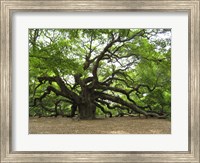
[
  {"x1": 79, "y1": 102, "x2": 96, "y2": 119},
  {"x1": 78, "y1": 87, "x2": 96, "y2": 119}
]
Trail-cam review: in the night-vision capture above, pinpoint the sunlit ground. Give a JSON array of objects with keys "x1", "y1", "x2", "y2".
[{"x1": 29, "y1": 116, "x2": 171, "y2": 134}]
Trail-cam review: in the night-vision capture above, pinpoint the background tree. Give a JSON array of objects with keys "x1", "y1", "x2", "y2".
[{"x1": 29, "y1": 29, "x2": 171, "y2": 119}]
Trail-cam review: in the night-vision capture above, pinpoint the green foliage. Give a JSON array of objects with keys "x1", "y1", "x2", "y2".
[{"x1": 29, "y1": 29, "x2": 171, "y2": 118}]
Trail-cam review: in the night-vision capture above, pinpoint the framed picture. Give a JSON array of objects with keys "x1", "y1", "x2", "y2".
[{"x1": 0, "y1": 0, "x2": 199, "y2": 162}]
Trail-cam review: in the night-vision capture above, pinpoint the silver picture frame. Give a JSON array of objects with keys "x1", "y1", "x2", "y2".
[{"x1": 0, "y1": 0, "x2": 199, "y2": 162}]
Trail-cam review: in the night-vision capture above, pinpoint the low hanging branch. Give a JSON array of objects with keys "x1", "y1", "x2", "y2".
[
  {"x1": 95, "y1": 102, "x2": 112, "y2": 117},
  {"x1": 95, "y1": 92, "x2": 168, "y2": 118}
]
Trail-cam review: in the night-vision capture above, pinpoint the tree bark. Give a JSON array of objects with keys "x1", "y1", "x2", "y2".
[
  {"x1": 71, "y1": 103, "x2": 77, "y2": 117},
  {"x1": 79, "y1": 102, "x2": 96, "y2": 119},
  {"x1": 78, "y1": 87, "x2": 96, "y2": 119}
]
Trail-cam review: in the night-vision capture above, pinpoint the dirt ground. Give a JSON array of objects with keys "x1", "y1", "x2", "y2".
[{"x1": 29, "y1": 116, "x2": 171, "y2": 134}]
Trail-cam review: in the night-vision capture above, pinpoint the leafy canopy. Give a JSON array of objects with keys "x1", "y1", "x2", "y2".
[{"x1": 29, "y1": 29, "x2": 171, "y2": 118}]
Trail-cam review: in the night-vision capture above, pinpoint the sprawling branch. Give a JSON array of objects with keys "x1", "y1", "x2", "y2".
[
  {"x1": 37, "y1": 76, "x2": 80, "y2": 103},
  {"x1": 92, "y1": 37, "x2": 120, "y2": 80},
  {"x1": 97, "y1": 99, "x2": 130, "y2": 114},
  {"x1": 95, "y1": 102, "x2": 112, "y2": 117},
  {"x1": 95, "y1": 92, "x2": 167, "y2": 118}
]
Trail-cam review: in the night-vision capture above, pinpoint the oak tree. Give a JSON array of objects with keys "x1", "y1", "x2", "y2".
[{"x1": 29, "y1": 29, "x2": 171, "y2": 119}]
